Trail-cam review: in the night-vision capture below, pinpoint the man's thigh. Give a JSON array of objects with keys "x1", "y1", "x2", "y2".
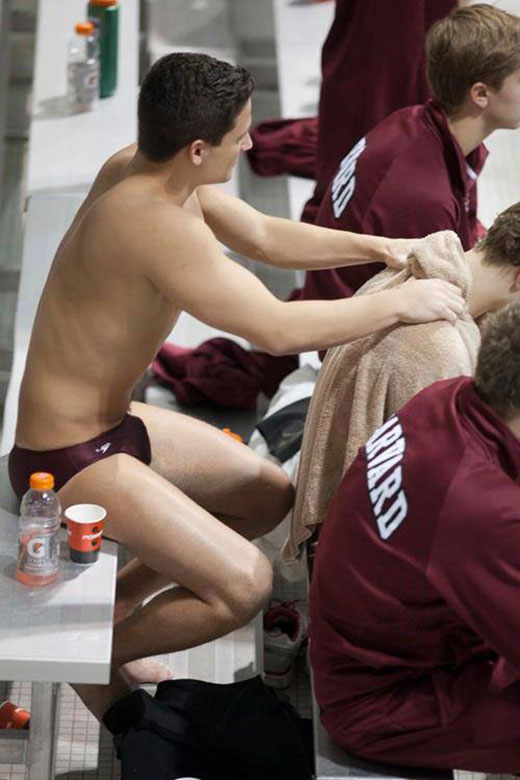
[
  {"x1": 130, "y1": 400, "x2": 290, "y2": 518},
  {"x1": 57, "y1": 453, "x2": 268, "y2": 605}
]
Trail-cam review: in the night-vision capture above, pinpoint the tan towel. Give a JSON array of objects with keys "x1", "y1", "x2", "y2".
[{"x1": 283, "y1": 230, "x2": 480, "y2": 561}]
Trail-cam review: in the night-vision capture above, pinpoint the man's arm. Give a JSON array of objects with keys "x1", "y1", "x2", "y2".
[
  {"x1": 138, "y1": 207, "x2": 463, "y2": 355},
  {"x1": 196, "y1": 185, "x2": 413, "y2": 272}
]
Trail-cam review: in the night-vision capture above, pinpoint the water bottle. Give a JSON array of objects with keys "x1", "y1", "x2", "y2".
[
  {"x1": 67, "y1": 22, "x2": 100, "y2": 111},
  {"x1": 87, "y1": 0, "x2": 119, "y2": 98},
  {"x1": 16, "y1": 473, "x2": 61, "y2": 587}
]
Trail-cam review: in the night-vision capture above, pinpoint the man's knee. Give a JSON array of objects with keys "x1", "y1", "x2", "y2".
[
  {"x1": 218, "y1": 550, "x2": 273, "y2": 627},
  {"x1": 255, "y1": 461, "x2": 294, "y2": 527}
]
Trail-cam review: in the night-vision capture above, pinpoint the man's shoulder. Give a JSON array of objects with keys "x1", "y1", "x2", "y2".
[
  {"x1": 83, "y1": 186, "x2": 209, "y2": 270},
  {"x1": 365, "y1": 104, "x2": 443, "y2": 162},
  {"x1": 346, "y1": 316, "x2": 476, "y2": 422},
  {"x1": 321, "y1": 306, "x2": 469, "y2": 391},
  {"x1": 369, "y1": 135, "x2": 450, "y2": 198},
  {"x1": 90, "y1": 185, "x2": 199, "y2": 231},
  {"x1": 386, "y1": 316, "x2": 477, "y2": 374},
  {"x1": 95, "y1": 144, "x2": 137, "y2": 190},
  {"x1": 440, "y1": 444, "x2": 520, "y2": 531},
  {"x1": 396, "y1": 315, "x2": 475, "y2": 349},
  {"x1": 363, "y1": 112, "x2": 449, "y2": 202},
  {"x1": 322, "y1": 106, "x2": 452, "y2": 230}
]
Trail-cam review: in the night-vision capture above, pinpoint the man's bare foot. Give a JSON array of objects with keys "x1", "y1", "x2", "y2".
[{"x1": 120, "y1": 657, "x2": 174, "y2": 687}]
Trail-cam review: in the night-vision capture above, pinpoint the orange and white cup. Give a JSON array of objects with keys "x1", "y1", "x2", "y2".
[
  {"x1": 64, "y1": 504, "x2": 106, "y2": 564},
  {"x1": 0, "y1": 701, "x2": 30, "y2": 729}
]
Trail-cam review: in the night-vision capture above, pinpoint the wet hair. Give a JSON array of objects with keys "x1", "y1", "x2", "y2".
[
  {"x1": 475, "y1": 300, "x2": 520, "y2": 419},
  {"x1": 138, "y1": 52, "x2": 254, "y2": 162},
  {"x1": 478, "y1": 202, "x2": 520, "y2": 270},
  {"x1": 426, "y1": 4, "x2": 520, "y2": 115}
]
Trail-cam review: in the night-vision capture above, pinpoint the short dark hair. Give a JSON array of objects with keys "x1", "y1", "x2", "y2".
[
  {"x1": 475, "y1": 301, "x2": 520, "y2": 419},
  {"x1": 427, "y1": 4, "x2": 520, "y2": 115},
  {"x1": 478, "y1": 201, "x2": 520, "y2": 270},
  {"x1": 138, "y1": 52, "x2": 254, "y2": 162}
]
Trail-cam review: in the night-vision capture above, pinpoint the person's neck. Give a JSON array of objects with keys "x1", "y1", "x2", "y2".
[
  {"x1": 127, "y1": 150, "x2": 199, "y2": 206},
  {"x1": 504, "y1": 414, "x2": 520, "y2": 441},
  {"x1": 446, "y1": 108, "x2": 492, "y2": 158},
  {"x1": 466, "y1": 248, "x2": 510, "y2": 319}
]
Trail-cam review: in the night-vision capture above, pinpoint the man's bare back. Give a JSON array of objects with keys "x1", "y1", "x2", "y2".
[{"x1": 17, "y1": 145, "x2": 196, "y2": 450}]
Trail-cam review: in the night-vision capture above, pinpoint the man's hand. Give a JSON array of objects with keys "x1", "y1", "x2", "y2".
[
  {"x1": 381, "y1": 238, "x2": 418, "y2": 271},
  {"x1": 396, "y1": 279, "x2": 465, "y2": 325}
]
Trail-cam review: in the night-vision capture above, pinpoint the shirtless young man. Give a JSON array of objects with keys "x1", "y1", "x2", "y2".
[{"x1": 8, "y1": 53, "x2": 463, "y2": 720}]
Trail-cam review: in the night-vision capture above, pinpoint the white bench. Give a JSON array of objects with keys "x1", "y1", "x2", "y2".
[
  {"x1": 1, "y1": 193, "x2": 86, "y2": 455},
  {"x1": 0, "y1": 453, "x2": 118, "y2": 780},
  {"x1": 0, "y1": 0, "x2": 10, "y2": 192},
  {"x1": 312, "y1": 690, "x2": 452, "y2": 780}
]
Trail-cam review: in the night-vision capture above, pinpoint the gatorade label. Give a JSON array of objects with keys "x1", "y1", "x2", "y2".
[{"x1": 18, "y1": 531, "x2": 58, "y2": 576}]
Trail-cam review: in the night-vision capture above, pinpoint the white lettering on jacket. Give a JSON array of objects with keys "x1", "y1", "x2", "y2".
[
  {"x1": 331, "y1": 137, "x2": 367, "y2": 219},
  {"x1": 365, "y1": 415, "x2": 408, "y2": 540}
]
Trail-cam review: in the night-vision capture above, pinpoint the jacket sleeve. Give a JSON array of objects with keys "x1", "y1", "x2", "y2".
[{"x1": 427, "y1": 458, "x2": 520, "y2": 689}]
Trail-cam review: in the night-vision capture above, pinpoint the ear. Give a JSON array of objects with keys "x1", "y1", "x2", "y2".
[
  {"x1": 188, "y1": 139, "x2": 208, "y2": 167},
  {"x1": 469, "y1": 82, "x2": 489, "y2": 110}
]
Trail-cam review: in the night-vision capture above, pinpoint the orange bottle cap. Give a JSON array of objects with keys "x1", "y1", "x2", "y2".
[
  {"x1": 89, "y1": 0, "x2": 117, "y2": 5},
  {"x1": 29, "y1": 472, "x2": 55, "y2": 491},
  {"x1": 75, "y1": 21, "x2": 95, "y2": 34}
]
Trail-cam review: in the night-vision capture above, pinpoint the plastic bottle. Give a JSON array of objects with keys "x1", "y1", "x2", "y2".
[
  {"x1": 87, "y1": 0, "x2": 119, "y2": 98},
  {"x1": 16, "y1": 473, "x2": 61, "y2": 587},
  {"x1": 67, "y1": 21, "x2": 100, "y2": 111}
]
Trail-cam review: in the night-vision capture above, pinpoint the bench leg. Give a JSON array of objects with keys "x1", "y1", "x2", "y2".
[{"x1": 27, "y1": 682, "x2": 60, "y2": 780}]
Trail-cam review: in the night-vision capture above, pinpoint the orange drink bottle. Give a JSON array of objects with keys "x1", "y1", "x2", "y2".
[{"x1": 16, "y1": 472, "x2": 61, "y2": 587}]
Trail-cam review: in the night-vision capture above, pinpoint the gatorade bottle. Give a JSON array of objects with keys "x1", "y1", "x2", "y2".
[
  {"x1": 16, "y1": 473, "x2": 61, "y2": 587},
  {"x1": 67, "y1": 22, "x2": 100, "y2": 111},
  {"x1": 87, "y1": 0, "x2": 119, "y2": 98}
]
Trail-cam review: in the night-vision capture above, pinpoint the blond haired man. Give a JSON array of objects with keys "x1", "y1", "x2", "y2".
[{"x1": 303, "y1": 3, "x2": 520, "y2": 301}]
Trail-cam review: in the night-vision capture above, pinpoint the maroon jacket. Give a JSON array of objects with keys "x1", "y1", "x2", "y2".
[
  {"x1": 303, "y1": 0, "x2": 457, "y2": 222},
  {"x1": 310, "y1": 377, "x2": 520, "y2": 762},
  {"x1": 302, "y1": 101, "x2": 488, "y2": 301}
]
